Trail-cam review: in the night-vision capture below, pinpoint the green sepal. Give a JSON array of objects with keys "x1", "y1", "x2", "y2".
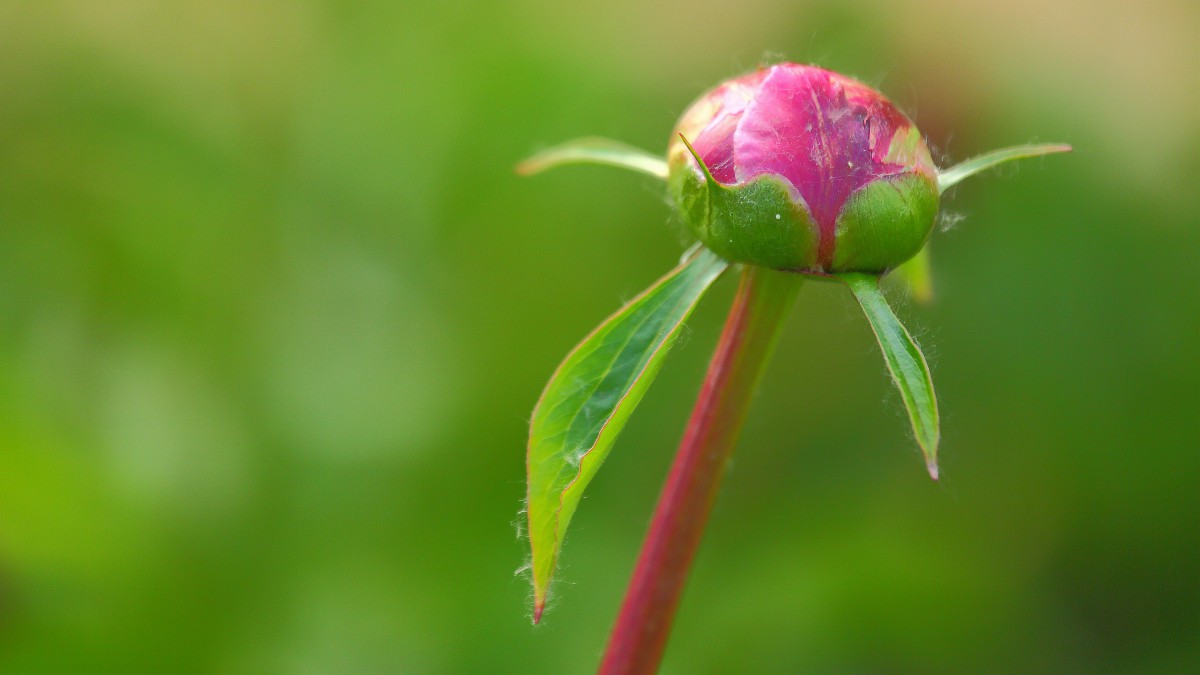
[
  {"x1": 837, "y1": 273, "x2": 941, "y2": 479},
  {"x1": 937, "y1": 143, "x2": 1072, "y2": 193},
  {"x1": 832, "y1": 173, "x2": 939, "y2": 274},
  {"x1": 671, "y1": 135, "x2": 820, "y2": 271},
  {"x1": 525, "y1": 248, "x2": 729, "y2": 620},
  {"x1": 517, "y1": 137, "x2": 668, "y2": 180}
]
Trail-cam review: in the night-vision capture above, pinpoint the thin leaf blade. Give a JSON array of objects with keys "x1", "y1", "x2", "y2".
[
  {"x1": 839, "y1": 273, "x2": 941, "y2": 479},
  {"x1": 517, "y1": 137, "x2": 668, "y2": 180},
  {"x1": 526, "y1": 250, "x2": 728, "y2": 620},
  {"x1": 937, "y1": 143, "x2": 1072, "y2": 193}
]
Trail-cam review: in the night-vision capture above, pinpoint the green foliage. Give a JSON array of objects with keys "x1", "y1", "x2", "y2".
[
  {"x1": 938, "y1": 144, "x2": 1073, "y2": 193},
  {"x1": 526, "y1": 249, "x2": 728, "y2": 616},
  {"x1": 517, "y1": 137, "x2": 668, "y2": 179},
  {"x1": 839, "y1": 273, "x2": 940, "y2": 478}
]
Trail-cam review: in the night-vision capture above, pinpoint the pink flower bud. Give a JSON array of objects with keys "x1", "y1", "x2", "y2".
[{"x1": 669, "y1": 63, "x2": 939, "y2": 273}]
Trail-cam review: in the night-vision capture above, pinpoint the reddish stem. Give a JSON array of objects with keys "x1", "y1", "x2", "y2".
[{"x1": 598, "y1": 265, "x2": 802, "y2": 674}]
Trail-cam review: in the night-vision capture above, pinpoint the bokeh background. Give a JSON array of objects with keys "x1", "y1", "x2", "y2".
[{"x1": 0, "y1": 1, "x2": 1196, "y2": 673}]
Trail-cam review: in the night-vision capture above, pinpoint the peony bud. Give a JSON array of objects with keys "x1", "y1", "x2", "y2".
[
  {"x1": 519, "y1": 65, "x2": 1070, "y2": 631},
  {"x1": 668, "y1": 63, "x2": 939, "y2": 274}
]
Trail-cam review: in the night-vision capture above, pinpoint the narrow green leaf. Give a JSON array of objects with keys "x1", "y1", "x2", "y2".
[
  {"x1": 526, "y1": 249, "x2": 728, "y2": 620},
  {"x1": 937, "y1": 143, "x2": 1072, "y2": 193},
  {"x1": 838, "y1": 273, "x2": 940, "y2": 479},
  {"x1": 891, "y1": 245, "x2": 934, "y2": 304},
  {"x1": 516, "y1": 137, "x2": 668, "y2": 180}
]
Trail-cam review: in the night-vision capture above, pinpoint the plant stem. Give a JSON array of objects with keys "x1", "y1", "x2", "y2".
[{"x1": 598, "y1": 264, "x2": 802, "y2": 674}]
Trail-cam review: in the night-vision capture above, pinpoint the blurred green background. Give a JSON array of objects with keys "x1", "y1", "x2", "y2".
[{"x1": 0, "y1": 1, "x2": 1196, "y2": 673}]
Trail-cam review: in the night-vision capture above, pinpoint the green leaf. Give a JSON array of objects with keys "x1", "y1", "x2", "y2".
[
  {"x1": 525, "y1": 249, "x2": 728, "y2": 620},
  {"x1": 891, "y1": 245, "x2": 934, "y2": 304},
  {"x1": 838, "y1": 273, "x2": 940, "y2": 479},
  {"x1": 937, "y1": 143, "x2": 1072, "y2": 193},
  {"x1": 516, "y1": 137, "x2": 668, "y2": 180}
]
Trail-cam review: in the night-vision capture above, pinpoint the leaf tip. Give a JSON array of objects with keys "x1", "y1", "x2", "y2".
[{"x1": 533, "y1": 601, "x2": 545, "y2": 624}]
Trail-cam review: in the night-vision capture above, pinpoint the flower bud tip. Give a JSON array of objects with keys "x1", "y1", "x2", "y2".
[{"x1": 926, "y1": 458, "x2": 940, "y2": 481}]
